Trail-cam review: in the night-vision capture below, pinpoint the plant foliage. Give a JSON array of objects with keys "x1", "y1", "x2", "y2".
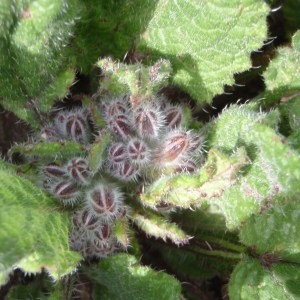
[{"x1": 1, "y1": 0, "x2": 300, "y2": 299}]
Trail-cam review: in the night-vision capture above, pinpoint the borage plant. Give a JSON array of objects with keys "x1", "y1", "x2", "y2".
[{"x1": 1, "y1": 1, "x2": 300, "y2": 299}]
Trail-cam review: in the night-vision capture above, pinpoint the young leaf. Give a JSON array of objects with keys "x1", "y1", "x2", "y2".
[
  {"x1": 138, "y1": 0, "x2": 269, "y2": 104},
  {"x1": 229, "y1": 258, "x2": 300, "y2": 300},
  {"x1": 86, "y1": 253, "x2": 182, "y2": 300},
  {"x1": 0, "y1": 169, "x2": 81, "y2": 285},
  {"x1": 97, "y1": 58, "x2": 171, "y2": 102},
  {"x1": 140, "y1": 147, "x2": 249, "y2": 209},
  {"x1": 88, "y1": 134, "x2": 111, "y2": 173},
  {"x1": 8, "y1": 140, "x2": 86, "y2": 161},
  {"x1": 130, "y1": 210, "x2": 190, "y2": 246},
  {"x1": 208, "y1": 104, "x2": 300, "y2": 200}
]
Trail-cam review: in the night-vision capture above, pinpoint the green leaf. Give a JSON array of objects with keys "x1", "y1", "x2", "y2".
[
  {"x1": 97, "y1": 58, "x2": 171, "y2": 102},
  {"x1": 0, "y1": 0, "x2": 78, "y2": 128},
  {"x1": 240, "y1": 201, "x2": 300, "y2": 264},
  {"x1": 140, "y1": 147, "x2": 249, "y2": 210},
  {"x1": 278, "y1": 95, "x2": 300, "y2": 150},
  {"x1": 8, "y1": 140, "x2": 86, "y2": 161},
  {"x1": 262, "y1": 30, "x2": 300, "y2": 106},
  {"x1": 72, "y1": 0, "x2": 159, "y2": 72},
  {"x1": 0, "y1": 169, "x2": 81, "y2": 285},
  {"x1": 228, "y1": 258, "x2": 300, "y2": 300},
  {"x1": 207, "y1": 104, "x2": 300, "y2": 225},
  {"x1": 88, "y1": 134, "x2": 111, "y2": 173},
  {"x1": 86, "y1": 253, "x2": 182, "y2": 300},
  {"x1": 138, "y1": 0, "x2": 269, "y2": 104},
  {"x1": 6, "y1": 273, "x2": 53, "y2": 300},
  {"x1": 282, "y1": 1, "x2": 300, "y2": 34},
  {"x1": 130, "y1": 210, "x2": 190, "y2": 245},
  {"x1": 158, "y1": 243, "x2": 236, "y2": 280}
]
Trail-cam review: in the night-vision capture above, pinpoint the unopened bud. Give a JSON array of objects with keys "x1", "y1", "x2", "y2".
[
  {"x1": 164, "y1": 105, "x2": 182, "y2": 129},
  {"x1": 154, "y1": 130, "x2": 189, "y2": 164},
  {"x1": 86, "y1": 185, "x2": 123, "y2": 221},
  {"x1": 51, "y1": 180, "x2": 81, "y2": 205},
  {"x1": 42, "y1": 162, "x2": 66, "y2": 178},
  {"x1": 67, "y1": 158, "x2": 92, "y2": 184},
  {"x1": 127, "y1": 138, "x2": 150, "y2": 165},
  {"x1": 133, "y1": 105, "x2": 162, "y2": 138},
  {"x1": 108, "y1": 142, "x2": 127, "y2": 164},
  {"x1": 108, "y1": 114, "x2": 132, "y2": 140}
]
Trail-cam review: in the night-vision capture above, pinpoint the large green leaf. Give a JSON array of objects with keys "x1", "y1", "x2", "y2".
[
  {"x1": 240, "y1": 201, "x2": 300, "y2": 264},
  {"x1": 0, "y1": 169, "x2": 81, "y2": 286},
  {"x1": 86, "y1": 253, "x2": 182, "y2": 300},
  {"x1": 170, "y1": 103, "x2": 300, "y2": 232},
  {"x1": 229, "y1": 258, "x2": 300, "y2": 300},
  {"x1": 0, "y1": 0, "x2": 77, "y2": 128},
  {"x1": 138, "y1": 0, "x2": 269, "y2": 104},
  {"x1": 72, "y1": 0, "x2": 159, "y2": 72}
]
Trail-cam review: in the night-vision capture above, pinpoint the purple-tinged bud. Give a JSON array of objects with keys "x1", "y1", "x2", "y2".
[
  {"x1": 102, "y1": 98, "x2": 129, "y2": 117},
  {"x1": 113, "y1": 161, "x2": 139, "y2": 181},
  {"x1": 51, "y1": 180, "x2": 81, "y2": 205},
  {"x1": 126, "y1": 138, "x2": 150, "y2": 165},
  {"x1": 108, "y1": 142, "x2": 127, "y2": 165},
  {"x1": 69, "y1": 230, "x2": 86, "y2": 252},
  {"x1": 154, "y1": 130, "x2": 189, "y2": 164},
  {"x1": 187, "y1": 132, "x2": 202, "y2": 153},
  {"x1": 133, "y1": 104, "x2": 163, "y2": 139},
  {"x1": 86, "y1": 184, "x2": 123, "y2": 221},
  {"x1": 42, "y1": 162, "x2": 66, "y2": 179},
  {"x1": 67, "y1": 158, "x2": 92, "y2": 185},
  {"x1": 94, "y1": 223, "x2": 112, "y2": 241},
  {"x1": 107, "y1": 114, "x2": 132, "y2": 140},
  {"x1": 91, "y1": 240, "x2": 115, "y2": 258},
  {"x1": 80, "y1": 209, "x2": 99, "y2": 231},
  {"x1": 164, "y1": 105, "x2": 182, "y2": 129},
  {"x1": 54, "y1": 109, "x2": 90, "y2": 144},
  {"x1": 39, "y1": 126, "x2": 59, "y2": 141}
]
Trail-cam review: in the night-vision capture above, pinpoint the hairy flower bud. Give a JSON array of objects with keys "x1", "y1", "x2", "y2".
[
  {"x1": 133, "y1": 104, "x2": 163, "y2": 138},
  {"x1": 54, "y1": 109, "x2": 90, "y2": 144},
  {"x1": 94, "y1": 222, "x2": 112, "y2": 241},
  {"x1": 39, "y1": 126, "x2": 59, "y2": 141},
  {"x1": 86, "y1": 184, "x2": 123, "y2": 221},
  {"x1": 50, "y1": 180, "x2": 81, "y2": 205},
  {"x1": 154, "y1": 130, "x2": 189, "y2": 165},
  {"x1": 126, "y1": 138, "x2": 150, "y2": 165},
  {"x1": 107, "y1": 114, "x2": 132, "y2": 140},
  {"x1": 67, "y1": 158, "x2": 92, "y2": 185},
  {"x1": 108, "y1": 142, "x2": 127, "y2": 165},
  {"x1": 42, "y1": 162, "x2": 66, "y2": 179},
  {"x1": 113, "y1": 161, "x2": 140, "y2": 181},
  {"x1": 174, "y1": 159, "x2": 197, "y2": 173},
  {"x1": 80, "y1": 209, "x2": 100, "y2": 231},
  {"x1": 102, "y1": 98, "x2": 129, "y2": 117},
  {"x1": 187, "y1": 132, "x2": 202, "y2": 153},
  {"x1": 164, "y1": 105, "x2": 183, "y2": 129}
]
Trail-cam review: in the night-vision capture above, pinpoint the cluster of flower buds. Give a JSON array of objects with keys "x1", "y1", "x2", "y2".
[
  {"x1": 38, "y1": 92, "x2": 203, "y2": 259},
  {"x1": 39, "y1": 107, "x2": 128, "y2": 258},
  {"x1": 100, "y1": 96, "x2": 202, "y2": 181},
  {"x1": 69, "y1": 184, "x2": 127, "y2": 258},
  {"x1": 42, "y1": 157, "x2": 128, "y2": 258},
  {"x1": 42, "y1": 158, "x2": 92, "y2": 205}
]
